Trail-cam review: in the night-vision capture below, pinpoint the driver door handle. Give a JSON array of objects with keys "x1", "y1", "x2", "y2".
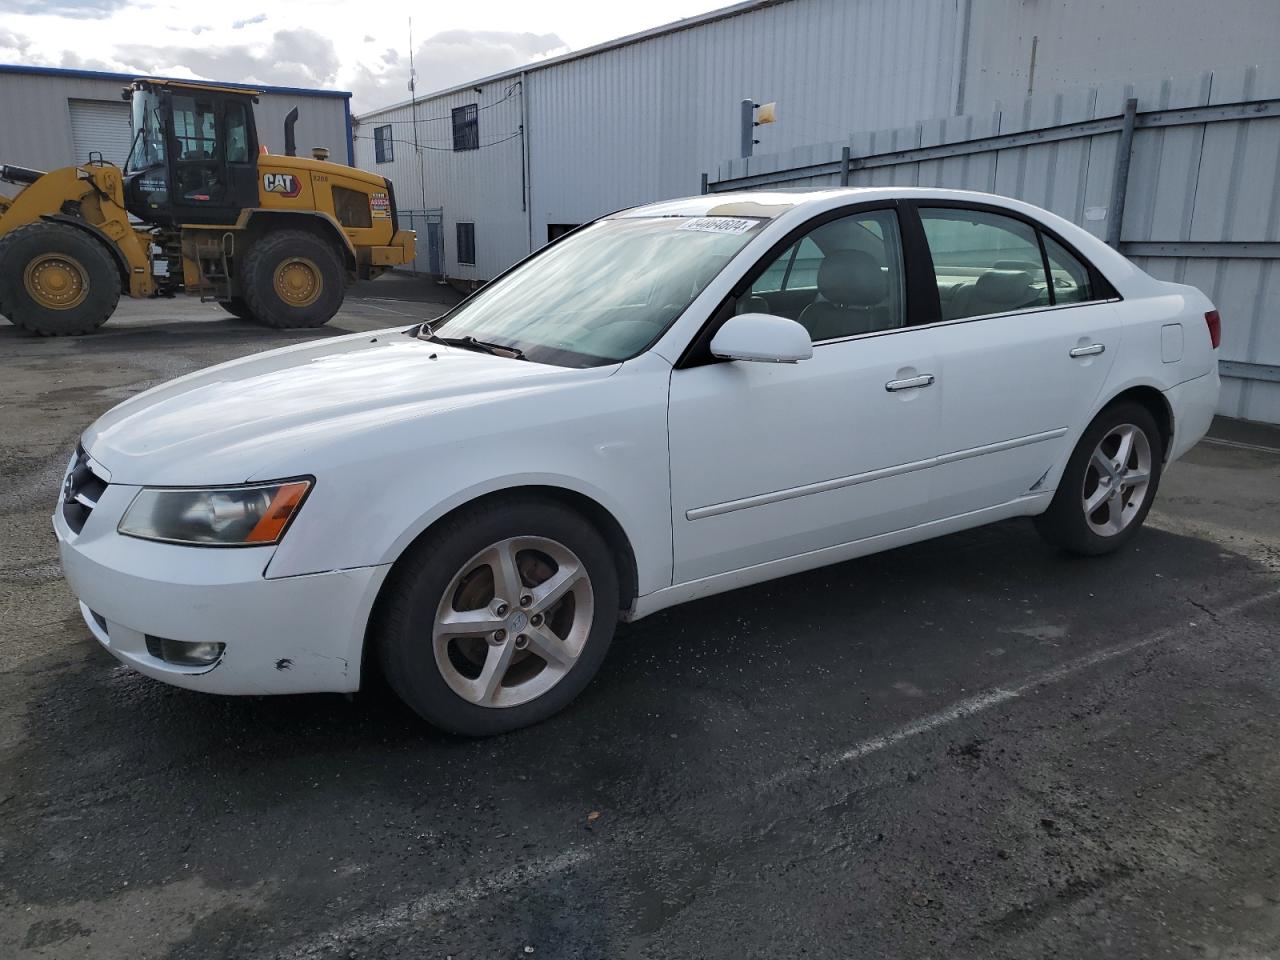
[
  {"x1": 1070, "y1": 343, "x2": 1106, "y2": 358},
  {"x1": 885, "y1": 374, "x2": 935, "y2": 392}
]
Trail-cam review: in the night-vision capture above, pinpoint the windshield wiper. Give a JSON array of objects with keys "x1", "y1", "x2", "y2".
[{"x1": 415, "y1": 323, "x2": 526, "y2": 360}]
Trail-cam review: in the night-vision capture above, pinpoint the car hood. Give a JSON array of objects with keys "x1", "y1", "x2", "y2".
[{"x1": 84, "y1": 330, "x2": 607, "y2": 485}]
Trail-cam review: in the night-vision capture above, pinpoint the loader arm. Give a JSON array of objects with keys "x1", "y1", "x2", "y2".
[{"x1": 0, "y1": 165, "x2": 154, "y2": 297}]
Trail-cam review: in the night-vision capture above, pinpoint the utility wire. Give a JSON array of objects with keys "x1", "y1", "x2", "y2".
[
  {"x1": 362, "y1": 84, "x2": 522, "y2": 126},
  {"x1": 354, "y1": 131, "x2": 523, "y2": 152}
]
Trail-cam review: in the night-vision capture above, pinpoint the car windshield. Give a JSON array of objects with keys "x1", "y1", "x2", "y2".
[{"x1": 425, "y1": 216, "x2": 767, "y2": 367}]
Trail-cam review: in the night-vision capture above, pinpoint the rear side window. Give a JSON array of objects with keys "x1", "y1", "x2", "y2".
[
  {"x1": 920, "y1": 208, "x2": 1049, "y2": 321},
  {"x1": 1042, "y1": 233, "x2": 1093, "y2": 304}
]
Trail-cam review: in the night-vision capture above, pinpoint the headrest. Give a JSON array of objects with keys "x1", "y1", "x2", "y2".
[
  {"x1": 975, "y1": 269, "x2": 1034, "y2": 306},
  {"x1": 817, "y1": 249, "x2": 887, "y2": 307}
]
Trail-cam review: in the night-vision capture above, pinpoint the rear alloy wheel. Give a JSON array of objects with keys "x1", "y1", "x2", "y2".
[
  {"x1": 1034, "y1": 401, "x2": 1163, "y2": 555},
  {"x1": 1080, "y1": 423, "x2": 1153, "y2": 538},
  {"x1": 0, "y1": 221, "x2": 121, "y2": 335},
  {"x1": 240, "y1": 229, "x2": 344, "y2": 329},
  {"x1": 376, "y1": 498, "x2": 619, "y2": 735}
]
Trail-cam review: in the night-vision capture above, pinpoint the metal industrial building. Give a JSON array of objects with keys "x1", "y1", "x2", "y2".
[
  {"x1": 0, "y1": 64, "x2": 354, "y2": 173},
  {"x1": 354, "y1": 0, "x2": 1280, "y2": 423}
]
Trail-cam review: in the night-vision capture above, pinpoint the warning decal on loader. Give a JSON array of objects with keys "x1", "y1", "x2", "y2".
[{"x1": 370, "y1": 192, "x2": 391, "y2": 219}]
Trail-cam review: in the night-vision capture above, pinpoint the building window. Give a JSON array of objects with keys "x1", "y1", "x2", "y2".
[
  {"x1": 452, "y1": 104, "x2": 479, "y2": 151},
  {"x1": 374, "y1": 125, "x2": 393, "y2": 163},
  {"x1": 457, "y1": 222, "x2": 476, "y2": 264}
]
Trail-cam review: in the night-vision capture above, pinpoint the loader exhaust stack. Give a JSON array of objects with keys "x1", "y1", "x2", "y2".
[{"x1": 284, "y1": 108, "x2": 299, "y2": 158}]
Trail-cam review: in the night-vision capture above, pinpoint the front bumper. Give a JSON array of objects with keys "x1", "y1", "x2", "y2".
[{"x1": 54, "y1": 468, "x2": 389, "y2": 696}]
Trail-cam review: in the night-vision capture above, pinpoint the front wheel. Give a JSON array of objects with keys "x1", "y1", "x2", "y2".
[
  {"x1": 375, "y1": 498, "x2": 619, "y2": 735},
  {"x1": 1034, "y1": 401, "x2": 1164, "y2": 555},
  {"x1": 0, "y1": 222, "x2": 121, "y2": 335}
]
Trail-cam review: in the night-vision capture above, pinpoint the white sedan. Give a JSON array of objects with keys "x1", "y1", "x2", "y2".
[{"x1": 55, "y1": 188, "x2": 1221, "y2": 735}]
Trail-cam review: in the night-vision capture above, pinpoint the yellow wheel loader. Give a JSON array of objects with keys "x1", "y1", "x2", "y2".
[{"x1": 0, "y1": 79, "x2": 415, "y2": 335}]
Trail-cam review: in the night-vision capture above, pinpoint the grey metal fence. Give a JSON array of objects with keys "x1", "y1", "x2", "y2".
[
  {"x1": 397, "y1": 207, "x2": 444, "y2": 277},
  {"x1": 705, "y1": 66, "x2": 1280, "y2": 424}
]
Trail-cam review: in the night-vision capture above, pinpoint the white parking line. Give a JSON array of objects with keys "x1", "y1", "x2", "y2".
[
  {"x1": 282, "y1": 586, "x2": 1279, "y2": 955},
  {"x1": 280, "y1": 847, "x2": 593, "y2": 959},
  {"x1": 760, "y1": 586, "x2": 1279, "y2": 790}
]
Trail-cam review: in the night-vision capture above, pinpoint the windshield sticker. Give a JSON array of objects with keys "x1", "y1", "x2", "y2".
[{"x1": 678, "y1": 217, "x2": 760, "y2": 236}]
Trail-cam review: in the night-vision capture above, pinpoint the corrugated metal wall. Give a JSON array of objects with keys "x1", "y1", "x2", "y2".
[
  {"x1": 356, "y1": 0, "x2": 962, "y2": 280},
  {"x1": 709, "y1": 64, "x2": 1280, "y2": 423},
  {"x1": 526, "y1": 0, "x2": 960, "y2": 235},
  {"x1": 355, "y1": 0, "x2": 1280, "y2": 284},
  {"x1": 353, "y1": 78, "x2": 529, "y2": 282},
  {"x1": 0, "y1": 68, "x2": 349, "y2": 173}
]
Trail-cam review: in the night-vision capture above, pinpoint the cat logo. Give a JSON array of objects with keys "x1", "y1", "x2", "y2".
[{"x1": 262, "y1": 173, "x2": 302, "y2": 199}]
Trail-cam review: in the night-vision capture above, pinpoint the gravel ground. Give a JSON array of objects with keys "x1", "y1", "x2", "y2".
[{"x1": 2, "y1": 283, "x2": 1279, "y2": 959}]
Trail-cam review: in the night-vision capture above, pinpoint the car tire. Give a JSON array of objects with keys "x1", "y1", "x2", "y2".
[
  {"x1": 239, "y1": 229, "x2": 344, "y2": 329},
  {"x1": 375, "y1": 496, "x2": 620, "y2": 736},
  {"x1": 0, "y1": 221, "x2": 121, "y2": 335},
  {"x1": 1034, "y1": 401, "x2": 1164, "y2": 556}
]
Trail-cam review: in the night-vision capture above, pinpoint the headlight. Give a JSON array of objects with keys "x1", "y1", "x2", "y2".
[{"x1": 118, "y1": 479, "x2": 312, "y2": 546}]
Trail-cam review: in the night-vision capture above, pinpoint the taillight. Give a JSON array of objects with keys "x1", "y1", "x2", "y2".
[{"x1": 1205, "y1": 310, "x2": 1221, "y2": 349}]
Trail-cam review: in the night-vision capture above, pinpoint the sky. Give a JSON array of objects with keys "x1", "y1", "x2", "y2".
[{"x1": 0, "y1": 0, "x2": 730, "y2": 113}]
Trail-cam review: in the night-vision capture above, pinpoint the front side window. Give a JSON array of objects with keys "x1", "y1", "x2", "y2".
[
  {"x1": 428, "y1": 215, "x2": 767, "y2": 367},
  {"x1": 921, "y1": 208, "x2": 1050, "y2": 321},
  {"x1": 744, "y1": 209, "x2": 906, "y2": 342},
  {"x1": 452, "y1": 104, "x2": 479, "y2": 151},
  {"x1": 374, "y1": 125, "x2": 393, "y2": 163},
  {"x1": 171, "y1": 96, "x2": 219, "y2": 161}
]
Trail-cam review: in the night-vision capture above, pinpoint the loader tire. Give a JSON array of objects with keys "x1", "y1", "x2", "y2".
[
  {"x1": 0, "y1": 222, "x2": 121, "y2": 335},
  {"x1": 240, "y1": 230, "x2": 344, "y2": 329},
  {"x1": 217, "y1": 297, "x2": 253, "y2": 320}
]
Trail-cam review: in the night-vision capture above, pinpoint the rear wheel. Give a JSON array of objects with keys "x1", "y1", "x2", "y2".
[
  {"x1": 240, "y1": 229, "x2": 344, "y2": 329},
  {"x1": 375, "y1": 497, "x2": 619, "y2": 736},
  {"x1": 0, "y1": 222, "x2": 121, "y2": 335},
  {"x1": 217, "y1": 296, "x2": 252, "y2": 320},
  {"x1": 1034, "y1": 401, "x2": 1164, "y2": 555}
]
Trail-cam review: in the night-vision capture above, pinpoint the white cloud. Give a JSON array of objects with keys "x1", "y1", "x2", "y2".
[{"x1": 0, "y1": 1, "x2": 727, "y2": 113}]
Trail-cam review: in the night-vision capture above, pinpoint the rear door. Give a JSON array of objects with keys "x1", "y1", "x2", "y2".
[{"x1": 910, "y1": 203, "x2": 1124, "y2": 518}]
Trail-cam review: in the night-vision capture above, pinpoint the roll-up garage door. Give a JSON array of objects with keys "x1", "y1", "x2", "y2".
[{"x1": 68, "y1": 99, "x2": 133, "y2": 167}]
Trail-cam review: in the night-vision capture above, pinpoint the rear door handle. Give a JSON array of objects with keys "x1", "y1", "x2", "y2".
[
  {"x1": 885, "y1": 374, "x2": 935, "y2": 392},
  {"x1": 1070, "y1": 343, "x2": 1106, "y2": 358}
]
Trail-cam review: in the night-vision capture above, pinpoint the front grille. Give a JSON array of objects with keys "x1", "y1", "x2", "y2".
[{"x1": 62, "y1": 446, "x2": 108, "y2": 535}]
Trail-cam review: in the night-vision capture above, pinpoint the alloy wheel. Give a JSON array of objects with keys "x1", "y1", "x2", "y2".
[
  {"x1": 1081, "y1": 423, "x2": 1152, "y2": 537},
  {"x1": 432, "y1": 536, "x2": 594, "y2": 708}
]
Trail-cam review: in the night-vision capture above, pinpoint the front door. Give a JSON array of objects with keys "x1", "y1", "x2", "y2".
[
  {"x1": 667, "y1": 207, "x2": 942, "y2": 584},
  {"x1": 166, "y1": 91, "x2": 258, "y2": 224}
]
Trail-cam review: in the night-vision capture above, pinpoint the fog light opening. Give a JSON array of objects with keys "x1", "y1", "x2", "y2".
[{"x1": 144, "y1": 635, "x2": 226, "y2": 667}]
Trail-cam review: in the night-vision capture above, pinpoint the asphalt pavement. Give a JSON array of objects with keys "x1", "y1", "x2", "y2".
[{"x1": 2, "y1": 280, "x2": 1279, "y2": 959}]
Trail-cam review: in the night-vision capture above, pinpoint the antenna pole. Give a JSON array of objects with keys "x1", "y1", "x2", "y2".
[{"x1": 409, "y1": 17, "x2": 426, "y2": 216}]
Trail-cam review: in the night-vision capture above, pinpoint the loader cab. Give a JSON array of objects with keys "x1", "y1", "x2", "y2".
[{"x1": 122, "y1": 80, "x2": 260, "y2": 225}]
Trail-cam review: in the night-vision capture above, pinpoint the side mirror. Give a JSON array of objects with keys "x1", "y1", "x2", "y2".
[{"x1": 710, "y1": 313, "x2": 813, "y2": 364}]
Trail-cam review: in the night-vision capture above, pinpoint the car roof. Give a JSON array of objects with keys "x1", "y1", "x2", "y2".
[
  {"x1": 613, "y1": 187, "x2": 1052, "y2": 221},
  {"x1": 611, "y1": 186, "x2": 1154, "y2": 299}
]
